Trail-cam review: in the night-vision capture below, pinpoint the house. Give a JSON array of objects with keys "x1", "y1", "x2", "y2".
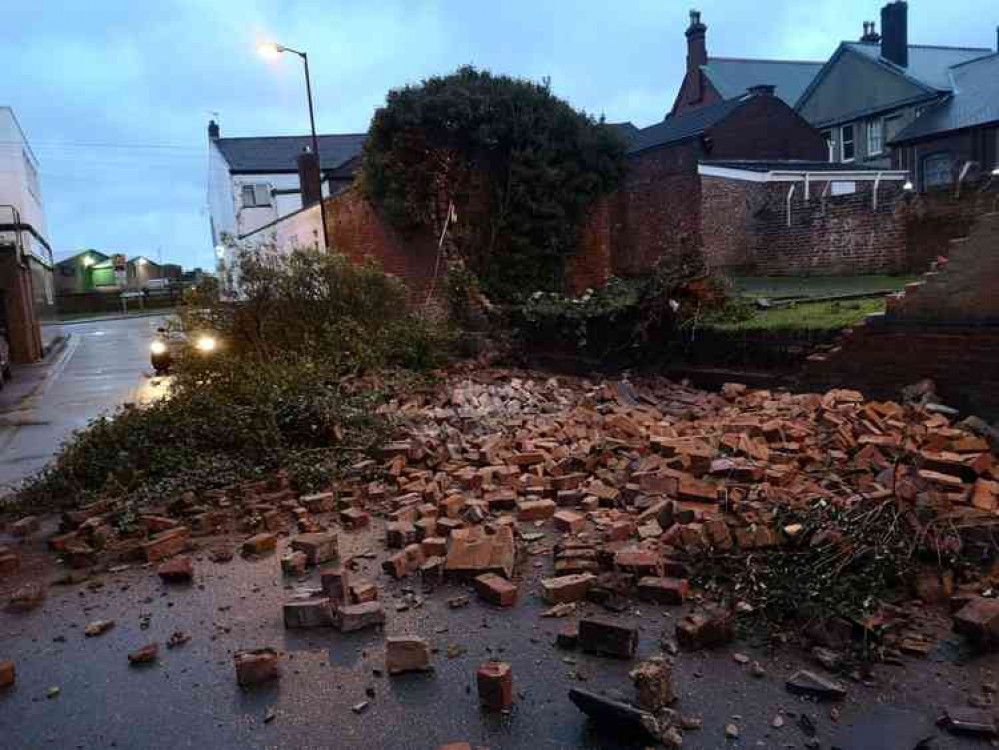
[
  {"x1": 0, "y1": 106, "x2": 55, "y2": 363},
  {"x1": 207, "y1": 119, "x2": 367, "y2": 251},
  {"x1": 795, "y1": 1, "x2": 995, "y2": 177},
  {"x1": 671, "y1": 10, "x2": 824, "y2": 116},
  {"x1": 890, "y1": 52, "x2": 999, "y2": 189},
  {"x1": 54, "y1": 250, "x2": 114, "y2": 294}
]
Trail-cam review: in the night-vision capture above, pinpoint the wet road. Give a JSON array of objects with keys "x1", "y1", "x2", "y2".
[
  {"x1": 1, "y1": 514, "x2": 998, "y2": 750},
  {"x1": 0, "y1": 316, "x2": 169, "y2": 495}
]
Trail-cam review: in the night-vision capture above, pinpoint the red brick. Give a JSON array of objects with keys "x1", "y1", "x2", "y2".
[
  {"x1": 477, "y1": 661, "x2": 513, "y2": 711},
  {"x1": 474, "y1": 573, "x2": 518, "y2": 607}
]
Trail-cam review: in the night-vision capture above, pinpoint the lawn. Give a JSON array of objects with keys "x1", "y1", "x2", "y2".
[
  {"x1": 730, "y1": 275, "x2": 916, "y2": 300},
  {"x1": 705, "y1": 298, "x2": 886, "y2": 333}
]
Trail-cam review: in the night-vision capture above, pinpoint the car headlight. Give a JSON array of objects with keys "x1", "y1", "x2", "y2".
[
  {"x1": 195, "y1": 335, "x2": 217, "y2": 353},
  {"x1": 150, "y1": 341, "x2": 167, "y2": 355}
]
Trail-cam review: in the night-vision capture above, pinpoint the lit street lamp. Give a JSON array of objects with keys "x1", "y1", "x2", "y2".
[{"x1": 258, "y1": 41, "x2": 329, "y2": 251}]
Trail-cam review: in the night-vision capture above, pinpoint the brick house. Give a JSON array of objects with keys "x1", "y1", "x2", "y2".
[{"x1": 573, "y1": 11, "x2": 829, "y2": 288}]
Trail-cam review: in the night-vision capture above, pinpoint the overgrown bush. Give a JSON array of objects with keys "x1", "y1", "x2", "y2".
[
  {"x1": 361, "y1": 65, "x2": 626, "y2": 301},
  {"x1": 12, "y1": 248, "x2": 452, "y2": 512}
]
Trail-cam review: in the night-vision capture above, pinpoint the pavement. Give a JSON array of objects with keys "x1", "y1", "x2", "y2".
[{"x1": 0, "y1": 315, "x2": 170, "y2": 496}]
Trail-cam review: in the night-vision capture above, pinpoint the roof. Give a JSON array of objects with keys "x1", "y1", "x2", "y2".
[
  {"x1": 891, "y1": 54, "x2": 999, "y2": 143},
  {"x1": 54, "y1": 249, "x2": 110, "y2": 267},
  {"x1": 701, "y1": 58, "x2": 824, "y2": 108},
  {"x1": 845, "y1": 42, "x2": 992, "y2": 92},
  {"x1": 701, "y1": 159, "x2": 891, "y2": 173},
  {"x1": 608, "y1": 121, "x2": 640, "y2": 146},
  {"x1": 628, "y1": 97, "x2": 745, "y2": 155},
  {"x1": 213, "y1": 133, "x2": 368, "y2": 174}
]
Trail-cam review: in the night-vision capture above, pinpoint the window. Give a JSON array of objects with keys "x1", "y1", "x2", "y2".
[
  {"x1": 840, "y1": 124, "x2": 855, "y2": 162},
  {"x1": 866, "y1": 117, "x2": 884, "y2": 156},
  {"x1": 831, "y1": 181, "x2": 857, "y2": 195},
  {"x1": 821, "y1": 131, "x2": 834, "y2": 162},
  {"x1": 922, "y1": 152, "x2": 954, "y2": 188},
  {"x1": 241, "y1": 183, "x2": 271, "y2": 208}
]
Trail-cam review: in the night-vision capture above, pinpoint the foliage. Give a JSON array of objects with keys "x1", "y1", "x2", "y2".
[
  {"x1": 12, "y1": 248, "x2": 452, "y2": 513},
  {"x1": 360, "y1": 65, "x2": 627, "y2": 301},
  {"x1": 515, "y1": 248, "x2": 731, "y2": 357},
  {"x1": 183, "y1": 247, "x2": 455, "y2": 373}
]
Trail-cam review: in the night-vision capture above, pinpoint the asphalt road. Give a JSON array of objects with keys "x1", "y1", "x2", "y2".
[
  {"x1": 0, "y1": 315, "x2": 170, "y2": 495},
  {"x1": 1, "y1": 513, "x2": 998, "y2": 750}
]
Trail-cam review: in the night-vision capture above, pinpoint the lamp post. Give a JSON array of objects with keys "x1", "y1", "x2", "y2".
[{"x1": 259, "y1": 41, "x2": 329, "y2": 251}]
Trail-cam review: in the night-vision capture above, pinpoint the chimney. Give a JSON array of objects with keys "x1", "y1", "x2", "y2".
[
  {"x1": 860, "y1": 21, "x2": 881, "y2": 43},
  {"x1": 297, "y1": 147, "x2": 322, "y2": 207},
  {"x1": 881, "y1": 1, "x2": 908, "y2": 68},
  {"x1": 747, "y1": 84, "x2": 776, "y2": 97},
  {"x1": 208, "y1": 119, "x2": 220, "y2": 140},
  {"x1": 686, "y1": 9, "x2": 708, "y2": 101}
]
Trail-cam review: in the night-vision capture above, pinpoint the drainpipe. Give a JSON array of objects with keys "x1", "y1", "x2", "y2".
[
  {"x1": 786, "y1": 184, "x2": 796, "y2": 227},
  {"x1": 955, "y1": 160, "x2": 976, "y2": 199},
  {"x1": 804, "y1": 173, "x2": 811, "y2": 201},
  {"x1": 872, "y1": 172, "x2": 883, "y2": 211}
]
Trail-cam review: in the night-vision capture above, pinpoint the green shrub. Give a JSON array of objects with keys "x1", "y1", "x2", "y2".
[{"x1": 12, "y1": 248, "x2": 451, "y2": 513}]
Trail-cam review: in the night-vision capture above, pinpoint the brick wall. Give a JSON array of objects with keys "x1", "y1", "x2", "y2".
[
  {"x1": 699, "y1": 176, "x2": 759, "y2": 270},
  {"x1": 569, "y1": 196, "x2": 613, "y2": 294},
  {"x1": 804, "y1": 209, "x2": 999, "y2": 419},
  {"x1": 749, "y1": 183, "x2": 908, "y2": 275},
  {"x1": 324, "y1": 187, "x2": 440, "y2": 305}
]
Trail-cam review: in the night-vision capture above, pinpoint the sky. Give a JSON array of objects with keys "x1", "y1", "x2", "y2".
[{"x1": 3, "y1": 0, "x2": 995, "y2": 269}]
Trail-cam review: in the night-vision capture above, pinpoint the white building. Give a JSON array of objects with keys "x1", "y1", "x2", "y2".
[
  {"x1": 0, "y1": 106, "x2": 55, "y2": 362},
  {"x1": 206, "y1": 120, "x2": 366, "y2": 282}
]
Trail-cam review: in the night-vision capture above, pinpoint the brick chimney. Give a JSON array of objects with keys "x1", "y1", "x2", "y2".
[
  {"x1": 881, "y1": 1, "x2": 908, "y2": 68},
  {"x1": 208, "y1": 119, "x2": 220, "y2": 140},
  {"x1": 297, "y1": 147, "x2": 321, "y2": 207},
  {"x1": 686, "y1": 9, "x2": 708, "y2": 101}
]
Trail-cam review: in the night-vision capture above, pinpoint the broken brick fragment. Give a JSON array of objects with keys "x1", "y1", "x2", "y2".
[
  {"x1": 477, "y1": 661, "x2": 513, "y2": 711},
  {"x1": 578, "y1": 618, "x2": 638, "y2": 659},
  {"x1": 474, "y1": 573, "x2": 518, "y2": 607},
  {"x1": 541, "y1": 573, "x2": 595, "y2": 604},
  {"x1": 676, "y1": 607, "x2": 735, "y2": 650},
  {"x1": 157, "y1": 557, "x2": 193, "y2": 583},
  {"x1": 235, "y1": 648, "x2": 279, "y2": 686},
  {"x1": 0, "y1": 660, "x2": 16, "y2": 689},
  {"x1": 290, "y1": 532, "x2": 338, "y2": 566},
  {"x1": 637, "y1": 576, "x2": 688, "y2": 605},
  {"x1": 241, "y1": 533, "x2": 277, "y2": 556},
  {"x1": 386, "y1": 637, "x2": 432, "y2": 675}
]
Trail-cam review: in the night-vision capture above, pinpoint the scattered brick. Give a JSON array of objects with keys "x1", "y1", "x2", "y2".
[
  {"x1": 242, "y1": 533, "x2": 278, "y2": 556},
  {"x1": 386, "y1": 637, "x2": 432, "y2": 675},
  {"x1": 337, "y1": 602, "x2": 385, "y2": 632},
  {"x1": 157, "y1": 557, "x2": 193, "y2": 583},
  {"x1": 578, "y1": 618, "x2": 638, "y2": 659},
  {"x1": 290, "y1": 532, "x2": 338, "y2": 566},
  {"x1": 474, "y1": 573, "x2": 518, "y2": 607},
  {"x1": 235, "y1": 648, "x2": 279, "y2": 686},
  {"x1": 283, "y1": 598, "x2": 334, "y2": 629},
  {"x1": 0, "y1": 661, "x2": 15, "y2": 690},
  {"x1": 477, "y1": 661, "x2": 513, "y2": 711},
  {"x1": 541, "y1": 573, "x2": 595, "y2": 604}
]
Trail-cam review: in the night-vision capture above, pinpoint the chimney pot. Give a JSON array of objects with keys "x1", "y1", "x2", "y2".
[
  {"x1": 208, "y1": 119, "x2": 220, "y2": 140},
  {"x1": 748, "y1": 84, "x2": 776, "y2": 97}
]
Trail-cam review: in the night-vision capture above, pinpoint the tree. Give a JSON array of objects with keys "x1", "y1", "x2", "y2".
[{"x1": 361, "y1": 66, "x2": 627, "y2": 301}]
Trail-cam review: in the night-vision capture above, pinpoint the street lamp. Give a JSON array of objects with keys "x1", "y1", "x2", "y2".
[{"x1": 258, "y1": 40, "x2": 329, "y2": 251}]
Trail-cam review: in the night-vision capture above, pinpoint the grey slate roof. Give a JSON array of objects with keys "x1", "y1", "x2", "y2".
[
  {"x1": 213, "y1": 133, "x2": 368, "y2": 173},
  {"x1": 702, "y1": 159, "x2": 890, "y2": 173},
  {"x1": 843, "y1": 42, "x2": 991, "y2": 92},
  {"x1": 701, "y1": 58, "x2": 824, "y2": 107},
  {"x1": 628, "y1": 97, "x2": 744, "y2": 155},
  {"x1": 892, "y1": 54, "x2": 999, "y2": 143},
  {"x1": 608, "y1": 121, "x2": 640, "y2": 146}
]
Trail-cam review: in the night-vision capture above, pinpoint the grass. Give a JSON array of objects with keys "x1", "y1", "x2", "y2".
[
  {"x1": 705, "y1": 298, "x2": 885, "y2": 333},
  {"x1": 730, "y1": 275, "x2": 916, "y2": 300}
]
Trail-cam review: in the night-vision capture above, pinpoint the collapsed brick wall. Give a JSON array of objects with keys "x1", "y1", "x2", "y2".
[
  {"x1": 804, "y1": 210, "x2": 999, "y2": 419},
  {"x1": 324, "y1": 187, "x2": 440, "y2": 305},
  {"x1": 901, "y1": 179, "x2": 999, "y2": 271}
]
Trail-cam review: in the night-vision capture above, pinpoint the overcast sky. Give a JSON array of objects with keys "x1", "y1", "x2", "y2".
[{"x1": 4, "y1": 0, "x2": 995, "y2": 268}]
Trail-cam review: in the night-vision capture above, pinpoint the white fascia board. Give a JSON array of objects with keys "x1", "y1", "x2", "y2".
[{"x1": 698, "y1": 164, "x2": 909, "y2": 182}]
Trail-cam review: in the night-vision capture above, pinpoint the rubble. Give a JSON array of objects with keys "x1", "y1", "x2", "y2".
[
  {"x1": 476, "y1": 661, "x2": 513, "y2": 711},
  {"x1": 7, "y1": 582, "x2": 46, "y2": 612},
  {"x1": 290, "y1": 531, "x2": 338, "y2": 565},
  {"x1": 242, "y1": 533, "x2": 277, "y2": 556},
  {"x1": 385, "y1": 637, "x2": 432, "y2": 675},
  {"x1": 676, "y1": 607, "x2": 734, "y2": 650},
  {"x1": 473, "y1": 573, "x2": 518, "y2": 607},
  {"x1": 12, "y1": 515, "x2": 40, "y2": 537},
  {"x1": 786, "y1": 669, "x2": 847, "y2": 700},
  {"x1": 84, "y1": 619, "x2": 115, "y2": 637},
  {"x1": 235, "y1": 648, "x2": 279, "y2": 686},
  {"x1": 0, "y1": 660, "x2": 14, "y2": 690},
  {"x1": 128, "y1": 644, "x2": 159, "y2": 665},
  {"x1": 283, "y1": 598, "x2": 334, "y2": 629},
  {"x1": 157, "y1": 557, "x2": 193, "y2": 583},
  {"x1": 578, "y1": 618, "x2": 638, "y2": 659},
  {"x1": 337, "y1": 602, "x2": 386, "y2": 632},
  {"x1": 630, "y1": 658, "x2": 675, "y2": 711}
]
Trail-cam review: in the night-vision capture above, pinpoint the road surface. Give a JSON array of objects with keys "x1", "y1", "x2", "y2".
[{"x1": 0, "y1": 316, "x2": 169, "y2": 495}]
